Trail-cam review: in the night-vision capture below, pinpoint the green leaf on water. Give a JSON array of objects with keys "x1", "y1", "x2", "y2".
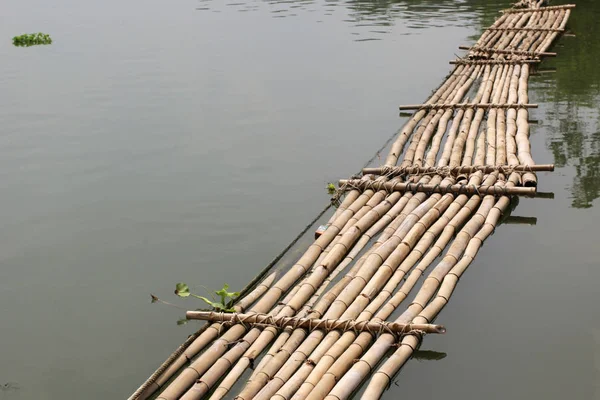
[
  {"x1": 326, "y1": 183, "x2": 336, "y2": 196},
  {"x1": 174, "y1": 282, "x2": 191, "y2": 297},
  {"x1": 174, "y1": 282, "x2": 238, "y2": 312},
  {"x1": 12, "y1": 32, "x2": 53, "y2": 47}
]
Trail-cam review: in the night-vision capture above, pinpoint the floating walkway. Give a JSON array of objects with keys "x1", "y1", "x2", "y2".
[{"x1": 130, "y1": 2, "x2": 574, "y2": 399}]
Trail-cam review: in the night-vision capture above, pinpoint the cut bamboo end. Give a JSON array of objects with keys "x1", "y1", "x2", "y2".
[
  {"x1": 459, "y1": 45, "x2": 557, "y2": 57},
  {"x1": 501, "y1": 4, "x2": 576, "y2": 13},
  {"x1": 338, "y1": 179, "x2": 537, "y2": 197},
  {"x1": 398, "y1": 103, "x2": 537, "y2": 111},
  {"x1": 185, "y1": 311, "x2": 447, "y2": 335},
  {"x1": 362, "y1": 164, "x2": 554, "y2": 177},
  {"x1": 450, "y1": 59, "x2": 541, "y2": 65}
]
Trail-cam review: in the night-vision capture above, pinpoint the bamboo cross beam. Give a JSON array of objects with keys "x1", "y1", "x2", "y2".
[
  {"x1": 185, "y1": 311, "x2": 447, "y2": 335},
  {"x1": 459, "y1": 45, "x2": 557, "y2": 57},
  {"x1": 487, "y1": 27, "x2": 565, "y2": 32},
  {"x1": 338, "y1": 179, "x2": 536, "y2": 197},
  {"x1": 501, "y1": 4, "x2": 576, "y2": 13},
  {"x1": 450, "y1": 59, "x2": 541, "y2": 65},
  {"x1": 398, "y1": 103, "x2": 537, "y2": 111},
  {"x1": 362, "y1": 164, "x2": 555, "y2": 177}
]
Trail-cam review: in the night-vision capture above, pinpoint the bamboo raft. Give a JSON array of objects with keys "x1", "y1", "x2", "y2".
[{"x1": 130, "y1": 1, "x2": 574, "y2": 399}]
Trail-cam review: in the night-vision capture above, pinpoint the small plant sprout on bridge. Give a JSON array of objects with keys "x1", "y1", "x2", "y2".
[{"x1": 174, "y1": 283, "x2": 240, "y2": 312}]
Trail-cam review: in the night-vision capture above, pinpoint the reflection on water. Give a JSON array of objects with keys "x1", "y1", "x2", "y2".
[
  {"x1": 530, "y1": 0, "x2": 600, "y2": 208},
  {"x1": 412, "y1": 349, "x2": 447, "y2": 361},
  {"x1": 197, "y1": 0, "x2": 493, "y2": 40}
]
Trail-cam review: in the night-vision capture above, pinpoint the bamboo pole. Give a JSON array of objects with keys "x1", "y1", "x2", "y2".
[
  {"x1": 496, "y1": 67, "x2": 512, "y2": 168},
  {"x1": 516, "y1": 64, "x2": 537, "y2": 186},
  {"x1": 506, "y1": 65, "x2": 521, "y2": 166}
]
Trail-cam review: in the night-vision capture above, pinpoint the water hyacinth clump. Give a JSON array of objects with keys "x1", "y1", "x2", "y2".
[{"x1": 12, "y1": 33, "x2": 52, "y2": 47}]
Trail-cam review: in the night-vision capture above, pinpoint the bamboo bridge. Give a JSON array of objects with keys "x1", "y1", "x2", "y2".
[{"x1": 130, "y1": 1, "x2": 574, "y2": 399}]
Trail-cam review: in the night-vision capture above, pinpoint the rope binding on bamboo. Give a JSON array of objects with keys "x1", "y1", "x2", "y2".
[
  {"x1": 362, "y1": 164, "x2": 554, "y2": 178},
  {"x1": 450, "y1": 59, "x2": 541, "y2": 65},
  {"x1": 398, "y1": 103, "x2": 538, "y2": 110},
  {"x1": 185, "y1": 311, "x2": 447, "y2": 335},
  {"x1": 338, "y1": 179, "x2": 537, "y2": 197},
  {"x1": 459, "y1": 45, "x2": 557, "y2": 57}
]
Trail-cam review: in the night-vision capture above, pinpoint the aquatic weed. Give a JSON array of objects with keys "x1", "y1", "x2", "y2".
[{"x1": 12, "y1": 33, "x2": 52, "y2": 47}]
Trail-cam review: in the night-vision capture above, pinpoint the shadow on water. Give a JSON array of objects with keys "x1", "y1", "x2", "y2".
[{"x1": 412, "y1": 349, "x2": 447, "y2": 361}]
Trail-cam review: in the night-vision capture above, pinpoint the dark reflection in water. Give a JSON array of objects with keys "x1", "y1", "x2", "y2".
[
  {"x1": 412, "y1": 349, "x2": 447, "y2": 361},
  {"x1": 528, "y1": 0, "x2": 600, "y2": 208}
]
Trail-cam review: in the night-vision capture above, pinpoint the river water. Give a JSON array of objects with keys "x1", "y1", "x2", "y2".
[{"x1": 1, "y1": 0, "x2": 599, "y2": 399}]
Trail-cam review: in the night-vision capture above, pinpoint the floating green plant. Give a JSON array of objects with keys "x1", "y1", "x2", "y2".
[
  {"x1": 326, "y1": 182, "x2": 336, "y2": 196},
  {"x1": 174, "y1": 282, "x2": 239, "y2": 312},
  {"x1": 12, "y1": 33, "x2": 52, "y2": 47}
]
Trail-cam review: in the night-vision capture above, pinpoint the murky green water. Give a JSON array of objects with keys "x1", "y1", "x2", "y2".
[{"x1": 1, "y1": 0, "x2": 598, "y2": 398}]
